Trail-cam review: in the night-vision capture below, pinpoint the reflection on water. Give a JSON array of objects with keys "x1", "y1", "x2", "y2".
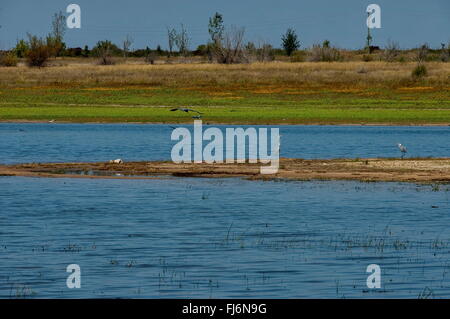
[{"x1": 0, "y1": 177, "x2": 449, "y2": 298}]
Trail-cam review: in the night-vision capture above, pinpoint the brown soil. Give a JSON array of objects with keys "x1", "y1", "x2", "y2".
[{"x1": 1, "y1": 158, "x2": 450, "y2": 183}]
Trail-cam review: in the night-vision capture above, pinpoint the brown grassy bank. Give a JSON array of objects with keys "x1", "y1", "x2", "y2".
[{"x1": 2, "y1": 158, "x2": 450, "y2": 183}]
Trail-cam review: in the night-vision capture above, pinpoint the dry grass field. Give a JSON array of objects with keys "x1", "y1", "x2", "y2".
[{"x1": 0, "y1": 60, "x2": 449, "y2": 124}]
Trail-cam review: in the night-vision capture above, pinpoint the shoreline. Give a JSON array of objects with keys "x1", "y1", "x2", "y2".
[
  {"x1": 1, "y1": 120, "x2": 450, "y2": 126},
  {"x1": 2, "y1": 158, "x2": 450, "y2": 183}
]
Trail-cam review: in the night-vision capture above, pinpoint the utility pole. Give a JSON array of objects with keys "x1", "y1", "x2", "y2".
[{"x1": 366, "y1": 11, "x2": 373, "y2": 53}]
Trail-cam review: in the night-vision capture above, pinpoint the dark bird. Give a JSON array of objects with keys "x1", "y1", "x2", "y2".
[{"x1": 170, "y1": 107, "x2": 202, "y2": 115}]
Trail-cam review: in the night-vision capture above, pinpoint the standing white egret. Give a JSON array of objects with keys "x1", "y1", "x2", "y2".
[{"x1": 397, "y1": 143, "x2": 407, "y2": 159}]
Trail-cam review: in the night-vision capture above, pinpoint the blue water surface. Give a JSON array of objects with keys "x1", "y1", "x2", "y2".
[
  {"x1": 1, "y1": 123, "x2": 450, "y2": 298},
  {"x1": 1, "y1": 123, "x2": 450, "y2": 164}
]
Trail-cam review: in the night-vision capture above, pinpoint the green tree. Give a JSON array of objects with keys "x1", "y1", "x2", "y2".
[
  {"x1": 14, "y1": 39, "x2": 29, "y2": 58},
  {"x1": 156, "y1": 45, "x2": 163, "y2": 55},
  {"x1": 281, "y1": 28, "x2": 300, "y2": 56},
  {"x1": 82, "y1": 45, "x2": 89, "y2": 58},
  {"x1": 92, "y1": 40, "x2": 121, "y2": 65},
  {"x1": 208, "y1": 12, "x2": 224, "y2": 44}
]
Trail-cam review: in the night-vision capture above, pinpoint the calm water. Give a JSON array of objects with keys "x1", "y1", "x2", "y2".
[
  {"x1": 1, "y1": 123, "x2": 450, "y2": 298},
  {"x1": 1, "y1": 123, "x2": 450, "y2": 163}
]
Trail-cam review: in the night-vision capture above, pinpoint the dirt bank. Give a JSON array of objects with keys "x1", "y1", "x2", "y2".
[{"x1": 1, "y1": 158, "x2": 450, "y2": 183}]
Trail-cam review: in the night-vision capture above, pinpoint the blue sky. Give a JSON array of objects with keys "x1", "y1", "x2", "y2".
[{"x1": 0, "y1": 0, "x2": 449, "y2": 50}]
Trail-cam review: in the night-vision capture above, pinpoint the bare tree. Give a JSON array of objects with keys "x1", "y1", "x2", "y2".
[
  {"x1": 167, "y1": 27, "x2": 177, "y2": 58},
  {"x1": 175, "y1": 24, "x2": 190, "y2": 57},
  {"x1": 256, "y1": 40, "x2": 274, "y2": 62},
  {"x1": 212, "y1": 26, "x2": 246, "y2": 64},
  {"x1": 383, "y1": 40, "x2": 400, "y2": 62},
  {"x1": 415, "y1": 43, "x2": 429, "y2": 63},
  {"x1": 48, "y1": 11, "x2": 66, "y2": 57},
  {"x1": 51, "y1": 11, "x2": 66, "y2": 43},
  {"x1": 244, "y1": 40, "x2": 274, "y2": 63},
  {"x1": 122, "y1": 34, "x2": 134, "y2": 58}
]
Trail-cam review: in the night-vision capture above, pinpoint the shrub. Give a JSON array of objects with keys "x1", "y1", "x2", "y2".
[
  {"x1": 245, "y1": 42, "x2": 275, "y2": 62},
  {"x1": 14, "y1": 39, "x2": 29, "y2": 58},
  {"x1": 46, "y1": 35, "x2": 66, "y2": 57},
  {"x1": 290, "y1": 51, "x2": 305, "y2": 62},
  {"x1": 92, "y1": 40, "x2": 120, "y2": 65},
  {"x1": 145, "y1": 52, "x2": 158, "y2": 65},
  {"x1": 308, "y1": 41, "x2": 341, "y2": 62},
  {"x1": 0, "y1": 52, "x2": 18, "y2": 67},
  {"x1": 25, "y1": 34, "x2": 51, "y2": 67},
  {"x1": 82, "y1": 45, "x2": 90, "y2": 58},
  {"x1": 383, "y1": 40, "x2": 400, "y2": 62},
  {"x1": 440, "y1": 43, "x2": 449, "y2": 62},
  {"x1": 415, "y1": 44, "x2": 429, "y2": 63},
  {"x1": 412, "y1": 64, "x2": 427, "y2": 78},
  {"x1": 362, "y1": 54, "x2": 373, "y2": 62}
]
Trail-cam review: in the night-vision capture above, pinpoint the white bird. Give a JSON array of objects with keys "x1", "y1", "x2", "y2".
[
  {"x1": 109, "y1": 159, "x2": 123, "y2": 164},
  {"x1": 397, "y1": 143, "x2": 407, "y2": 159}
]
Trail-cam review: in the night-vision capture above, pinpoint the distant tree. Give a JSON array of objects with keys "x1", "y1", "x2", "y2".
[
  {"x1": 208, "y1": 12, "x2": 224, "y2": 44},
  {"x1": 48, "y1": 11, "x2": 66, "y2": 57},
  {"x1": 281, "y1": 28, "x2": 300, "y2": 56},
  {"x1": 212, "y1": 26, "x2": 247, "y2": 64},
  {"x1": 0, "y1": 52, "x2": 18, "y2": 67},
  {"x1": 156, "y1": 45, "x2": 163, "y2": 55},
  {"x1": 92, "y1": 40, "x2": 120, "y2": 65},
  {"x1": 383, "y1": 40, "x2": 400, "y2": 62},
  {"x1": 440, "y1": 43, "x2": 449, "y2": 62},
  {"x1": 25, "y1": 34, "x2": 51, "y2": 67},
  {"x1": 415, "y1": 43, "x2": 429, "y2": 63},
  {"x1": 175, "y1": 24, "x2": 190, "y2": 57},
  {"x1": 194, "y1": 44, "x2": 208, "y2": 56},
  {"x1": 145, "y1": 48, "x2": 157, "y2": 65},
  {"x1": 52, "y1": 11, "x2": 66, "y2": 41},
  {"x1": 82, "y1": 45, "x2": 89, "y2": 58},
  {"x1": 14, "y1": 39, "x2": 29, "y2": 58},
  {"x1": 167, "y1": 28, "x2": 177, "y2": 57},
  {"x1": 256, "y1": 42, "x2": 275, "y2": 62},
  {"x1": 122, "y1": 34, "x2": 134, "y2": 58}
]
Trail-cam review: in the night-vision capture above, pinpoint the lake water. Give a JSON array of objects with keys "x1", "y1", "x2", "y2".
[
  {"x1": 1, "y1": 123, "x2": 450, "y2": 298},
  {"x1": 1, "y1": 123, "x2": 450, "y2": 164}
]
